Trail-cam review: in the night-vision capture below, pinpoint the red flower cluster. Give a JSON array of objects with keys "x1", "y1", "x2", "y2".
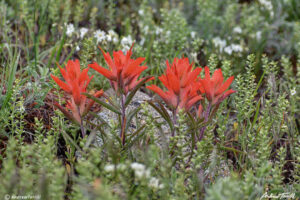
[
  {"x1": 89, "y1": 45, "x2": 153, "y2": 95},
  {"x1": 51, "y1": 59, "x2": 103, "y2": 123},
  {"x1": 199, "y1": 67, "x2": 236, "y2": 105},
  {"x1": 147, "y1": 57, "x2": 203, "y2": 113},
  {"x1": 147, "y1": 58, "x2": 236, "y2": 116}
]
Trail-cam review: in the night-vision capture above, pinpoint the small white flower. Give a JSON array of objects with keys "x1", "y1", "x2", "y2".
[
  {"x1": 79, "y1": 27, "x2": 88, "y2": 39},
  {"x1": 106, "y1": 30, "x2": 118, "y2": 43},
  {"x1": 259, "y1": 0, "x2": 273, "y2": 10},
  {"x1": 259, "y1": 0, "x2": 273, "y2": 17},
  {"x1": 130, "y1": 162, "x2": 150, "y2": 178},
  {"x1": 256, "y1": 31, "x2": 262, "y2": 40},
  {"x1": 113, "y1": 37, "x2": 119, "y2": 44},
  {"x1": 104, "y1": 164, "x2": 115, "y2": 172},
  {"x1": 166, "y1": 30, "x2": 171, "y2": 37},
  {"x1": 145, "y1": 169, "x2": 151, "y2": 178},
  {"x1": 190, "y1": 31, "x2": 196, "y2": 39},
  {"x1": 155, "y1": 27, "x2": 163, "y2": 35},
  {"x1": 135, "y1": 170, "x2": 144, "y2": 178},
  {"x1": 231, "y1": 44, "x2": 243, "y2": 52},
  {"x1": 224, "y1": 46, "x2": 233, "y2": 55},
  {"x1": 140, "y1": 38, "x2": 145, "y2": 46},
  {"x1": 144, "y1": 25, "x2": 150, "y2": 33},
  {"x1": 66, "y1": 24, "x2": 75, "y2": 37},
  {"x1": 149, "y1": 177, "x2": 160, "y2": 189},
  {"x1": 130, "y1": 162, "x2": 145, "y2": 171},
  {"x1": 224, "y1": 44, "x2": 243, "y2": 55},
  {"x1": 121, "y1": 35, "x2": 133, "y2": 51},
  {"x1": 233, "y1": 26, "x2": 242, "y2": 34},
  {"x1": 19, "y1": 105, "x2": 25, "y2": 112},
  {"x1": 76, "y1": 46, "x2": 80, "y2": 51},
  {"x1": 212, "y1": 37, "x2": 227, "y2": 52},
  {"x1": 291, "y1": 88, "x2": 296, "y2": 96},
  {"x1": 94, "y1": 30, "x2": 106, "y2": 43},
  {"x1": 191, "y1": 52, "x2": 198, "y2": 62},
  {"x1": 138, "y1": 9, "x2": 144, "y2": 16}
]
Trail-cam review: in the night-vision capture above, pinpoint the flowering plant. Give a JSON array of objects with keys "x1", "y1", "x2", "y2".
[
  {"x1": 51, "y1": 59, "x2": 103, "y2": 137},
  {"x1": 86, "y1": 44, "x2": 153, "y2": 146},
  {"x1": 147, "y1": 57, "x2": 235, "y2": 143}
]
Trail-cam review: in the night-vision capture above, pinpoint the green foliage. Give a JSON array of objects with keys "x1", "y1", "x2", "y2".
[{"x1": 0, "y1": 0, "x2": 299, "y2": 199}]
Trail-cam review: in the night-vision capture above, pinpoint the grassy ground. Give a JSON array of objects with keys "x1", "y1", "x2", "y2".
[{"x1": 0, "y1": 0, "x2": 299, "y2": 199}]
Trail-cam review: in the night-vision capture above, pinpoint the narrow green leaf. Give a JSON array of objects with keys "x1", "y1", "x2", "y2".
[
  {"x1": 125, "y1": 107, "x2": 141, "y2": 132},
  {"x1": 252, "y1": 98, "x2": 261, "y2": 127},
  {"x1": 83, "y1": 93, "x2": 121, "y2": 115},
  {"x1": 125, "y1": 76, "x2": 153, "y2": 107}
]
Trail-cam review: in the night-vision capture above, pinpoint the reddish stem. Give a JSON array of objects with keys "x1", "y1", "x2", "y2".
[
  {"x1": 120, "y1": 94, "x2": 126, "y2": 146},
  {"x1": 198, "y1": 103, "x2": 211, "y2": 141},
  {"x1": 77, "y1": 106, "x2": 85, "y2": 138}
]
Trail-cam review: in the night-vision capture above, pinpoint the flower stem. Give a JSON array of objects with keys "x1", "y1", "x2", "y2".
[
  {"x1": 171, "y1": 109, "x2": 177, "y2": 137},
  {"x1": 77, "y1": 106, "x2": 85, "y2": 138},
  {"x1": 120, "y1": 94, "x2": 126, "y2": 146},
  {"x1": 198, "y1": 103, "x2": 211, "y2": 141}
]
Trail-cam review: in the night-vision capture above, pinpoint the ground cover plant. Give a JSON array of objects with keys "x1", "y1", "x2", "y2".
[{"x1": 0, "y1": 0, "x2": 299, "y2": 199}]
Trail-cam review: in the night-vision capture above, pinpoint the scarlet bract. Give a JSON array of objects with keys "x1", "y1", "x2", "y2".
[
  {"x1": 147, "y1": 57, "x2": 203, "y2": 113},
  {"x1": 199, "y1": 66, "x2": 236, "y2": 105},
  {"x1": 51, "y1": 59, "x2": 103, "y2": 124},
  {"x1": 89, "y1": 45, "x2": 153, "y2": 95}
]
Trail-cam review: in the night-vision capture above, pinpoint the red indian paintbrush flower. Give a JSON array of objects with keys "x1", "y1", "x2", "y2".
[
  {"x1": 89, "y1": 44, "x2": 153, "y2": 95},
  {"x1": 51, "y1": 59, "x2": 103, "y2": 124},
  {"x1": 199, "y1": 66, "x2": 236, "y2": 105},
  {"x1": 147, "y1": 57, "x2": 203, "y2": 113}
]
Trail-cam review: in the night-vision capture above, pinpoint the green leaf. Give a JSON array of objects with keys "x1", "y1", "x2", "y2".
[
  {"x1": 124, "y1": 125, "x2": 146, "y2": 149},
  {"x1": 125, "y1": 76, "x2": 153, "y2": 107},
  {"x1": 147, "y1": 101, "x2": 174, "y2": 131},
  {"x1": 83, "y1": 93, "x2": 121, "y2": 115},
  {"x1": 125, "y1": 106, "x2": 141, "y2": 132}
]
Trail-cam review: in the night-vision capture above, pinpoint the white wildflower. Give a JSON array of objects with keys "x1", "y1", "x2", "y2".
[
  {"x1": 76, "y1": 46, "x2": 80, "y2": 51},
  {"x1": 259, "y1": 0, "x2": 274, "y2": 17},
  {"x1": 231, "y1": 44, "x2": 243, "y2": 52},
  {"x1": 66, "y1": 24, "x2": 75, "y2": 37},
  {"x1": 121, "y1": 35, "x2": 133, "y2": 51},
  {"x1": 139, "y1": 38, "x2": 145, "y2": 46},
  {"x1": 94, "y1": 30, "x2": 106, "y2": 43},
  {"x1": 145, "y1": 169, "x2": 151, "y2": 178},
  {"x1": 138, "y1": 9, "x2": 144, "y2": 16},
  {"x1": 191, "y1": 52, "x2": 198, "y2": 62},
  {"x1": 259, "y1": 0, "x2": 273, "y2": 10},
  {"x1": 256, "y1": 31, "x2": 262, "y2": 40},
  {"x1": 149, "y1": 177, "x2": 160, "y2": 189},
  {"x1": 19, "y1": 105, "x2": 25, "y2": 112},
  {"x1": 212, "y1": 37, "x2": 227, "y2": 52},
  {"x1": 190, "y1": 31, "x2": 196, "y2": 38},
  {"x1": 291, "y1": 88, "x2": 296, "y2": 96},
  {"x1": 155, "y1": 27, "x2": 163, "y2": 35},
  {"x1": 166, "y1": 30, "x2": 171, "y2": 37},
  {"x1": 130, "y1": 162, "x2": 145, "y2": 172},
  {"x1": 233, "y1": 26, "x2": 242, "y2": 34},
  {"x1": 224, "y1": 44, "x2": 243, "y2": 55},
  {"x1": 79, "y1": 27, "x2": 88, "y2": 39},
  {"x1": 224, "y1": 46, "x2": 233, "y2": 55},
  {"x1": 130, "y1": 162, "x2": 150, "y2": 178},
  {"x1": 106, "y1": 30, "x2": 119, "y2": 43},
  {"x1": 104, "y1": 164, "x2": 115, "y2": 172}
]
